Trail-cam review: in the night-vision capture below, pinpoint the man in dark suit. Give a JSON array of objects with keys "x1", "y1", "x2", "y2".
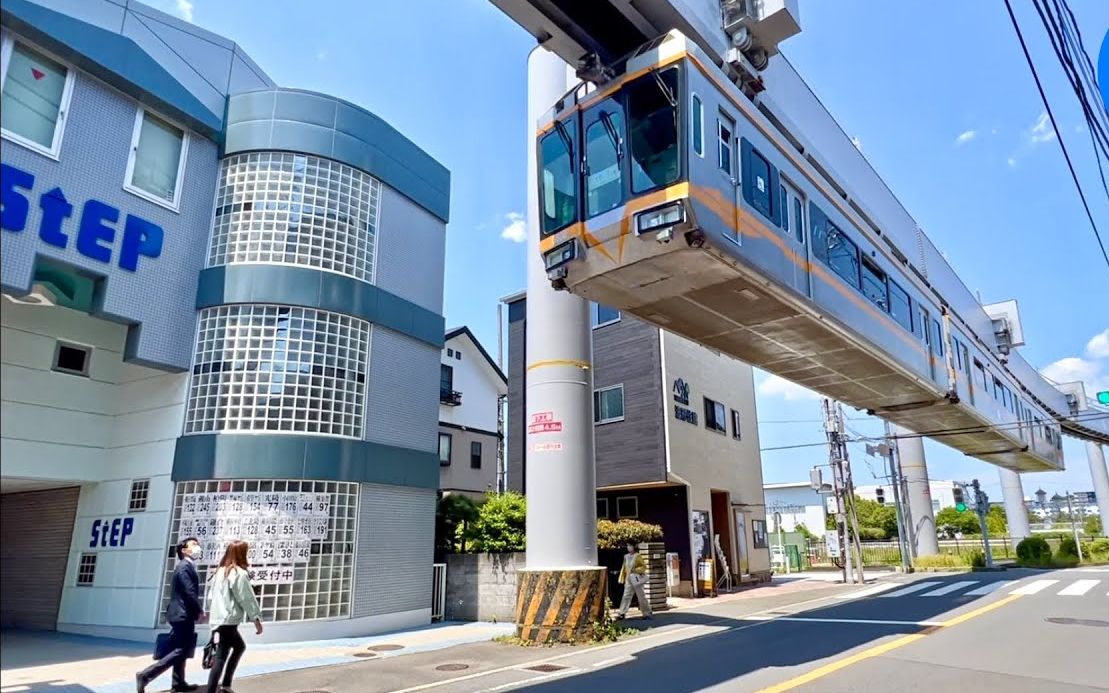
[{"x1": 137, "y1": 537, "x2": 205, "y2": 692}]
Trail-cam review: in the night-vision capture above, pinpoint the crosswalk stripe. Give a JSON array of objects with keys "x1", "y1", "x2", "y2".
[
  {"x1": 1058, "y1": 579, "x2": 1099, "y2": 596},
  {"x1": 880, "y1": 581, "x2": 941, "y2": 598},
  {"x1": 921, "y1": 580, "x2": 978, "y2": 597},
  {"x1": 836, "y1": 583, "x2": 899, "y2": 599},
  {"x1": 963, "y1": 580, "x2": 1017, "y2": 596},
  {"x1": 1011, "y1": 579, "x2": 1058, "y2": 595}
]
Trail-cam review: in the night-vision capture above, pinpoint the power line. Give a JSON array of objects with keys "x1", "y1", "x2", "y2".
[{"x1": 1003, "y1": 0, "x2": 1109, "y2": 271}]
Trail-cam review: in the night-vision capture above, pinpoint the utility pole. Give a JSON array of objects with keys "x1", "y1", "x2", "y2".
[
  {"x1": 970, "y1": 479, "x2": 994, "y2": 568},
  {"x1": 876, "y1": 421, "x2": 911, "y2": 572},
  {"x1": 1066, "y1": 491, "x2": 1084, "y2": 562},
  {"x1": 823, "y1": 399, "x2": 864, "y2": 584}
]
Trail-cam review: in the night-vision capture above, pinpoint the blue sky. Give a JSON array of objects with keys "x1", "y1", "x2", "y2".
[{"x1": 162, "y1": 0, "x2": 1108, "y2": 501}]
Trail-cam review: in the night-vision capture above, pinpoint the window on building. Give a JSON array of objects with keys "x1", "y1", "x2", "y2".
[
  {"x1": 591, "y1": 302, "x2": 621, "y2": 328},
  {"x1": 594, "y1": 385, "x2": 625, "y2": 424},
  {"x1": 747, "y1": 148, "x2": 773, "y2": 221},
  {"x1": 597, "y1": 498, "x2": 609, "y2": 519},
  {"x1": 691, "y1": 93, "x2": 703, "y2": 156},
  {"x1": 125, "y1": 109, "x2": 187, "y2": 208},
  {"x1": 704, "y1": 397, "x2": 726, "y2": 433},
  {"x1": 440, "y1": 364, "x2": 454, "y2": 396},
  {"x1": 718, "y1": 116, "x2": 734, "y2": 175},
  {"x1": 1, "y1": 40, "x2": 74, "y2": 158},
  {"x1": 129, "y1": 479, "x2": 150, "y2": 512},
  {"x1": 447, "y1": 348, "x2": 454, "y2": 358},
  {"x1": 616, "y1": 496, "x2": 639, "y2": 519},
  {"x1": 470, "y1": 441, "x2": 482, "y2": 469},
  {"x1": 860, "y1": 258, "x2": 888, "y2": 311},
  {"x1": 77, "y1": 553, "x2": 96, "y2": 586},
  {"x1": 585, "y1": 108, "x2": 625, "y2": 217},
  {"x1": 455, "y1": 351, "x2": 461, "y2": 361},
  {"x1": 438, "y1": 433, "x2": 452, "y2": 466},
  {"x1": 888, "y1": 280, "x2": 912, "y2": 332},
  {"x1": 730, "y1": 409, "x2": 742, "y2": 440},
  {"x1": 52, "y1": 342, "x2": 90, "y2": 377}
]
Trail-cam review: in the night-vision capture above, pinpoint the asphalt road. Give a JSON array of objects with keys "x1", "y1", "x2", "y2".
[{"x1": 232, "y1": 567, "x2": 1109, "y2": 693}]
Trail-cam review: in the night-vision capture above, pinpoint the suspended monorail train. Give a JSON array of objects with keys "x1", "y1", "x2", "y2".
[{"x1": 536, "y1": 30, "x2": 1105, "y2": 472}]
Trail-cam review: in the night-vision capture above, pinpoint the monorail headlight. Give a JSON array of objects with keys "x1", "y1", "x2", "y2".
[
  {"x1": 543, "y1": 239, "x2": 577, "y2": 271},
  {"x1": 636, "y1": 201, "x2": 686, "y2": 236}
]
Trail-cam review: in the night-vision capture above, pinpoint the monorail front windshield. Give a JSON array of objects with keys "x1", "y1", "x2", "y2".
[{"x1": 539, "y1": 65, "x2": 682, "y2": 236}]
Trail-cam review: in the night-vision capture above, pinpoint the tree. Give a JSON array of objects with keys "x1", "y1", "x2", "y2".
[
  {"x1": 465, "y1": 491, "x2": 527, "y2": 553},
  {"x1": 853, "y1": 496, "x2": 898, "y2": 538},
  {"x1": 935, "y1": 506, "x2": 980, "y2": 538},
  {"x1": 794, "y1": 523, "x2": 816, "y2": 540},
  {"x1": 986, "y1": 505, "x2": 1007, "y2": 537},
  {"x1": 435, "y1": 493, "x2": 479, "y2": 554},
  {"x1": 1085, "y1": 515, "x2": 1103, "y2": 536}
]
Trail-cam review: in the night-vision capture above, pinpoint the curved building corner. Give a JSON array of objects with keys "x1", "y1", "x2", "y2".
[{"x1": 1, "y1": 0, "x2": 447, "y2": 642}]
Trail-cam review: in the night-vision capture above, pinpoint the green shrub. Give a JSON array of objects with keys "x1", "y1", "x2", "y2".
[
  {"x1": 1058, "y1": 536, "x2": 1079, "y2": 558},
  {"x1": 1089, "y1": 538, "x2": 1109, "y2": 557},
  {"x1": 968, "y1": 550, "x2": 986, "y2": 568},
  {"x1": 597, "y1": 519, "x2": 663, "y2": 549},
  {"x1": 914, "y1": 554, "x2": 971, "y2": 569},
  {"x1": 465, "y1": 492, "x2": 527, "y2": 553},
  {"x1": 858, "y1": 527, "x2": 888, "y2": 541},
  {"x1": 435, "y1": 493, "x2": 480, "y2": 554},
  {"x1": 1084, "y1": 515, "x2": 1103, "y2": 536},
  {"x1": 1016, "y1": 536, "x2": 1052, "y2": 566}
]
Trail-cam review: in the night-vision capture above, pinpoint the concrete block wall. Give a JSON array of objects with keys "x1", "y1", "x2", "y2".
[{"x1": 444, "y1": 552, "x2": 526, "y2": 623}]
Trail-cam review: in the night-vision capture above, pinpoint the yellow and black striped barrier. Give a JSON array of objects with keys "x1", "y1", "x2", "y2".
[{"x1": 515, "y1": 567, "x2": 608, "y2": 643}]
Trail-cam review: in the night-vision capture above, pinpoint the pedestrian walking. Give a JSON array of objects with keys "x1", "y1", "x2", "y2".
[
  {"x1": 616, "y1": 542, "x2": 652, "y2": 620},
  {"x1": 205, "y1": 540, "x2": 263, "y2": 693},
  {"x1": 137, "y1": 537, "x2": 204, "y2": 692}
]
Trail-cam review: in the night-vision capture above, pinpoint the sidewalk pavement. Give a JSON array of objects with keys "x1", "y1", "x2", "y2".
[{"x1": 0, "y1": 621, "x2": 515, "y2": 693}]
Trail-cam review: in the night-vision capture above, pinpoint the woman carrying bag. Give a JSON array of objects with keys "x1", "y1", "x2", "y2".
[{"x1": 205, "y1": 540, "x2": 263, "y2": 693}]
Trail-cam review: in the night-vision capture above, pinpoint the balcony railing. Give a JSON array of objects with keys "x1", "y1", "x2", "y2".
[{"x1": 440, "y1": 389, "x2": 462, "y2": 406}]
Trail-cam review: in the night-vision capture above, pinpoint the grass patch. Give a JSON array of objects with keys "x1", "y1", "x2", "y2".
[{"x1": 914, "y1": 553, "x2": 977, "y2": 569}]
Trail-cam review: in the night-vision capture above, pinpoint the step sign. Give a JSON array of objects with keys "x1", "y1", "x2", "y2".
[{"x1": 528, "y1": 411, "x2": 563, "y2": 434}]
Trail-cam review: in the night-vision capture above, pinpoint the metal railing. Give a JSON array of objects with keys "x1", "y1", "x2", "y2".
[
  {"x1": 803, "y1": 536, "x2": 1019, "y2": 568},
  {"x1": 432, "y1": 563, "x2": 447, "y2": 621},
  {"x1": 440, "y1": 389, "x2": 463, "y2": 406}
]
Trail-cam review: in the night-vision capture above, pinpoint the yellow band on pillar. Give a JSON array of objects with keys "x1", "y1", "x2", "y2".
[{"x1": 526, "y1": 359, "x2": 592, "y2": 372}]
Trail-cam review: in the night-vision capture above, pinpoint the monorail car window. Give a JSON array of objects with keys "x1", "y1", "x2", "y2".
[
  {"x1": 916, "y1": 306, "x2": 930, "y2": 345},
  {"x1": 826, "y1": 224, "x2": 860, "y2": 289},
  {"x1": 960, "y1": 343, "x2": 971, "y2": 376},
  {"x1": 746, "y1": 147, "x2": 774, "y2": 221},
  {"x1": 539, "y1": 124, "x2": 578, "y2": 235},
  {"x1": 888, "y1": 280, "x2": 912, "y2": 332},
  {"x1": 627, "y1": 67, "x2": 680, "y2": 193},
  {"x1": 780, "y1": 178, "x2": 805, "y2": 244},
  {"x1": 691, "y1": 93, "x2": 704, "y2": 157},
  {"x1": 931, "y1": 319, "x2": 943, "y2": 356},
  {"x1": 860, "y1": 257, "x2": 888, "y2": 310},
  {"x1": 718, "y1": 116, "x2": 734, "y2": 175},
  {"x1": 584, "y1": 108, "x2": 626, "y2": 217}
]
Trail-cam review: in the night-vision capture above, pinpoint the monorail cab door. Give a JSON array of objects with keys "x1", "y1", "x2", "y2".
[
  {"x1": 778, "y1": 177, "x2": 810, "y2": 296},
  {"x1": 916, "y1": 303, "x2": 936, "y2": 382},
  {"x1": 582, "y1": 97, "x2": 627, "y2": 228}
]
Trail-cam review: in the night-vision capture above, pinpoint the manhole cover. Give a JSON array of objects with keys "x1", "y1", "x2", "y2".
[
  {"x1": 352, "y1": 652, "x2": 378, "y2": 658},
  {"x1": 367, "y1": 644, "x2": 405, "y2": 652},
  {"x1": 1046, "y1": 617, "x2": 1109, "y2": 628},
  {"x1": 525, "y1": 664, "x2": 568, "y2": 673},
  {"x1": 436, "y1": 663, "x2": 470, "y2": 671}
]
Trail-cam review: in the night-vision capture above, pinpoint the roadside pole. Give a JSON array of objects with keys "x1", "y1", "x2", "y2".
[
  {"x1": 1066, "y1": 491, "x2": 1085, "y2": 562},
  {"x1": 970, "y1": 479, "x2": 994, "y2": 568},
  {"x1": 824, "y1": 399, "x2": 850, "y2": 584}
]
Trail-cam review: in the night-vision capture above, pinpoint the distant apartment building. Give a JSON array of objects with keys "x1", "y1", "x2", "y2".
[
  {"x1": 438, "y1": 327, "x2": 507, "y2": 499},
  {"x1": 506, "y1": 295, "x2": 770, "y2": 595}
]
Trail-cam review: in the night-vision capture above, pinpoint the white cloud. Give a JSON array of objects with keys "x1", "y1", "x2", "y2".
[
  {"x1": 500, "y1": 212, "x2": 526, "y2": 243},
  {"x1": 1041, "y1": 328, "x2": 1109, "y2": 396},
  {"x1": 1028, "y1": 111, "x2": 1056, "y2": 144},
  {"x1": 1007, "y1": 157, "x2": 1017, "y2": 167},
  {"x1": 955, "y1": 130, "x2": 977, "y2": 145},
  {"x1": 174, "y1": 0, "x2": 194, "y2": 22},
  {"x1": 756, "y1": 374, "x2": 820, "y2": 402},
  {"x1": 1086, "y1": 329, "x2": 1109, "y2": 359}
]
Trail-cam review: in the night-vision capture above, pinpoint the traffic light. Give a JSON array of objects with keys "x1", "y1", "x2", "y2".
[
  {"x1": 953, "y1": 483, "x2": 967, "y2": 512},
  {"x1": 1098, "y1": 390, "x2": 1109, "y2": 405}
]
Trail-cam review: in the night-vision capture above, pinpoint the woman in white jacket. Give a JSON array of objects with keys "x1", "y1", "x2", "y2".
[{"x1": 206, "y1": 540, "x2": 263, "y2": 693}]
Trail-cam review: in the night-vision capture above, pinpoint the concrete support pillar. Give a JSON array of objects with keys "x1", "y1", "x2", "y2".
[
  {"x1": 998, "y1": 467, "x2": 1030, "y2": 540},
  {"x1": 1087, "y1": 442, "x2": 1109, "y2": 538},
  {"x1": 893, "y1": 424, "x2": 939, "y2": 556}
]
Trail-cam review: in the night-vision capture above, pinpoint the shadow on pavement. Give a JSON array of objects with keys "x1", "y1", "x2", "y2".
[{"x1": 517, "y1": 572, "x2": 1025, "y2": 693}]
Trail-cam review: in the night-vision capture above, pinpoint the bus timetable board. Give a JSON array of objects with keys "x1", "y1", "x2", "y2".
[{"x1": 177, "y1": 491, "x2": 331, "y2": 584}]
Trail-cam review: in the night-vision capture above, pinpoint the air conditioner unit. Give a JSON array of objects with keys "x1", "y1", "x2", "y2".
[{"x1": 1, "y1": 283, "x2": 57, "y2": 307}]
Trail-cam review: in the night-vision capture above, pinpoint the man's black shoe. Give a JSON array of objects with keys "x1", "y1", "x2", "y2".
[
  {"x1": 136, "y1": 673, "x2": 146, "y2": 693},
  {"x1": 171, "y1": 685, "x2": 200, "y2": 692}
]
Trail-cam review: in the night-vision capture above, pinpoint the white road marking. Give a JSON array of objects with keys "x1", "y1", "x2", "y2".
[
  {"x1": 963, "y1": 580, "x2": 1017, "y2": 596},
  {"x1": 921, "y1": 580, "x2": 979, "y2": 597},
  {"x1": 591, "y1": 656, "x2": 632, "y2": 668},
  {"x1": 880, "y1": 581, "x2": 942, "y2": 598},
  {"x1": 1011, "y1": 579, "x2": 1059, "y2": 595},
  {"x1": 1058, "y1": 579, "x2": 1100, "y2": 596},
  {"x1": 835, "y1": 583, "x2": 900, "y2": 599}
]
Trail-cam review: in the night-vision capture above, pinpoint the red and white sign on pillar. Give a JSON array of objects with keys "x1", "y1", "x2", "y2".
[{"x1": 527, "y1": 411, "x2": 563, "y2": 434}]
